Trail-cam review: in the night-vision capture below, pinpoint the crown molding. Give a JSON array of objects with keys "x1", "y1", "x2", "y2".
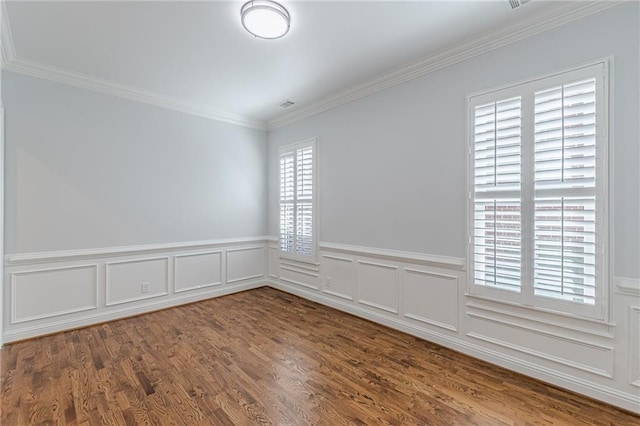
[
  {"x1": 267, "y1": 1, "x2": 623, "y2": 130},
  {"x1": 1, "y1": 1, "x2": 16, "y2": 66},
  {"x1": 1, "y1": 1, "x2": 623, "y2": 132},
  {"x1": 2, "y1": 56, "x2": 267, "y2": 130},
  {"x1": 1, "y1": 1, "x2": 266, "y2": 131}
]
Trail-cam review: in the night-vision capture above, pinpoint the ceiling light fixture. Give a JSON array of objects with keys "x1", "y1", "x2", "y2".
[{"x1": 241, "y1": 0, "x2": 290, "y2": 40}]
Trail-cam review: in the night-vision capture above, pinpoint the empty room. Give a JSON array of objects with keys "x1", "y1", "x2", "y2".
[{"x1": 1, "y1": 0, "x2": 639, "y2": 424}]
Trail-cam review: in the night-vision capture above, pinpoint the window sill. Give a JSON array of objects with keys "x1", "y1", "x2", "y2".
[
  {"x1": 464, "y1": 292, "x2": 616, "y2": 328},
  {"x1": 278, "y1": 253, "x2": 320, "y2": 268}
]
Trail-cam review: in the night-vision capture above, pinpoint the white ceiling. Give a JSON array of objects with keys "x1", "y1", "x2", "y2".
[{"x1": 2, "y1": 1, "x2": 610, "y2": 128}]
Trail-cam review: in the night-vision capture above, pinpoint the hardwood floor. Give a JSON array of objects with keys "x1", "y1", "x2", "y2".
[{"x1": 1, "y1": 287, "x2": 638, "y2": 425}]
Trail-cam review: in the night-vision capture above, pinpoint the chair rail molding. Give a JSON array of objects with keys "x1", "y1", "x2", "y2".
[
  {"x1": 4, "y1": 236, "x2": 272, "y2": 266},
  {"x1": 3, "y1": 237, "x2": 269, "y2": 343},
  {"x1": 265, "y1": 240, "x2": 640, "y2": 413}
]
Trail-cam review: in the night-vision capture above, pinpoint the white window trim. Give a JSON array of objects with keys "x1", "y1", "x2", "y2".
[
  {"x1": 466, "y1": 59, "x2": 610, "y2": 321},
  {"x1": 278, "y1": 137, "x2": 319, "y2": 264}
]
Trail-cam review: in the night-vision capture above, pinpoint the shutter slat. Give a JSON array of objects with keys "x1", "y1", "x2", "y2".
[{"x1": 280, "y1": 144, "x2": 315, "y2": 257}]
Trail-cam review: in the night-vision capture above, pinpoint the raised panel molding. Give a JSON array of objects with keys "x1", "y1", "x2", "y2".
[
  {"x1": 630, "y1": 306, "x2": 640, "y2": 387},
  {"x1": 357, "y1": 260, "x2": 399, "y2": 314},
  {"x1": 4, "y1": 236, "x2": 637, "y2": 411},
  {"x1": 11, "y1": 264, "x2": 98, "y2": 323},
  {"x1": 105, "y1": 257, "x2": 169, "y2": 306},
  {"x1": 465, "y1": 296, "x2": 615, "y2": 338},
  {"x1": 269, "y1": 278, "x2": 639, "y2": 413},
  {"x1": 270, "y1": 240, "x2": 639, "y2": 411},
  {"x1": 174, "y1": 251, "x2": 222, "y2": 293},
  {"x1": 278, "y1": 256, "x2": 320, "y2": 290},
  {"x1": 227, "y1": 246, "x2": 265, "y2": 284},
  {"x1": 466, "y1": 300, "x2": 614, "y2": 339},
  {"x1": 280, "y1": 276, "x2": 319, "y2": 291},
  {"x1": 403, "y1": 268, "x2": 458, "y2": 332},
  {"x1": 467, "y1": 313, "x2": 614, "y2": 378},
  {"x1": 4, "y1": 238, "x2": 269, "y2": 343},
  {"x1": 280, "y1": 264, "x2": 320, "y2": 278},
  {"x1": 5, "y1": 280, "x2": 264, "y2": 344},
  {"x1": 467, "y1": 331, "x2": 613, "y2": 379},
  {"x1": 322, "y1": 254, "x2": 355, "y2": 301},
  {"x1": 280, "y1": 268, "x2": 319, "y2": 290},
  {"x1": 268, "y1": 246, "x2": 279, "y2": 278}
]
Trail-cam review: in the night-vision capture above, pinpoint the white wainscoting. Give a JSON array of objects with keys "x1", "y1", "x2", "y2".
[
  {"x1": 3, "y1": 237, "x2": 268, "y2": 343},
  {"x1": 268, "y1": 241, "x2": 640, "y2": 413},
  {"x1": 106, "y1": 257, "x2": 169, "y2": 306},
  {"x1": 630, "y1": 306, "x2": 640, "y2": 388},
  {"x1": 403, "y1": 268, "x2": 458, "y2": 332},
  {"x1": 268, "y1": 246, "x2": 279, "y2": 279},
  {"x1": 466, "y1": 314, "x2": 614, "y2": 378},
  {"x1": 279, "y1": 257, "x2": 320, "y2": 290},
  {"x1": 4, "y1": 237, "x2": 639, "y2": 412},
  {"x1": 227, "y1": 246, "x2": 265, "y2": 284},
  {"x1": 357, "y1": 260, "x2": 399, "y2": 314},
  {"x1": 11, "y1": 264, "x2": 98, "y2": 324},
  {"x1": 174, "y1": 251, "x2": 222, "y2": 293},
  {"x1": 322, "y1": 254, "x2": 354, "y2": 301}
]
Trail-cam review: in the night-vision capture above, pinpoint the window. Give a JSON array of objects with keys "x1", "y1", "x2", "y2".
[
  {"x1": 468, "y1": 62, "x2": 608, "y2": 319},
  {"x1": 279, "y1": 138, "x2": 317, "y2": 261}
]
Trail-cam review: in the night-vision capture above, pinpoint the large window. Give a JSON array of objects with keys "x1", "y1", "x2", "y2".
[
  {"x1": 279, "y1": 138, "x2": 317, "y2": 261},
  {"x1": 468, "y1": 62, "x2": 608, "y2": 319}
]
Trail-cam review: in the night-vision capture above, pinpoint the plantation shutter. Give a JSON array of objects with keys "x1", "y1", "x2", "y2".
[
  {"x1": 469, "y1": 61, "x2": 607, "y2": 318},
  {"x1": 279, "y1": 140, "x2": 316, "y2": 259},
  {"x1": 296, "y1": 146, "x2": 314, "y2": 256},
  {"x1": 279, "y1": 153, "x2": 295, "y2": 254},
  {"x1": 473, "y1": 97, "x2": 523, "y2": 292},
  {"x1": 533, "y1": 78, "x2": 597, "y2": 305}
]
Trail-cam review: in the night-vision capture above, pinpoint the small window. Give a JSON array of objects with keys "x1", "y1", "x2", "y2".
[
  {"x1": 279, "y1": 138, "x2": 317, "y2": 261},
  {"x1": 468, "y1": 62, "x2": 608, "y2": 319}
]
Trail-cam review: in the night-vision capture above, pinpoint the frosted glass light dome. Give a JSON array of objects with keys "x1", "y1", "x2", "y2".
[{"x1": 241, "y1": 0, "x2": 290, "y2": 40}]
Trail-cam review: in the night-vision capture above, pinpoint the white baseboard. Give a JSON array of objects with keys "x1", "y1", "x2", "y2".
[
  {"x1": 3, "y1": 236, "x2": 638, "y2": 413},
  {"x1": 3, "y1": 238, "x2": 269, "y2": 344},
  {"x1": 4, "y1": 280, "x2": 264, "y2": 344},
  {"x1": 267, "y1": 279, "x2": 640, "y2": 413}
]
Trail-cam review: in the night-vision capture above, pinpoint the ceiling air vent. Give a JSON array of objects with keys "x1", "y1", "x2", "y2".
[
  {"x1": 278, "y1": 100, "x2": 295, "y2": 108},
  {"x1": 509, "y1": 0, "x2": 530, "y2": 9}
]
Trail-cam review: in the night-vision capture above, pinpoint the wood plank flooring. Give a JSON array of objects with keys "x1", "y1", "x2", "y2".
[{"x1": 1, "y1": 287, "x2": 638, "y2": 425}]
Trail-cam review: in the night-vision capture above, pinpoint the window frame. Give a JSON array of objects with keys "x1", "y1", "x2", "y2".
[
  {"x1": 466, "y1": 60, "x2": 610, "y2": 321},
  {"x1": 278, "y1": 137, "x2": 318, "y2": 263}
]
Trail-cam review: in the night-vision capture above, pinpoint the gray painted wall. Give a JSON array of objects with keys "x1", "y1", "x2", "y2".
[
  {"x1": 267, "y1": 3, "x2": 640, "y2": 279},
  {"x1": 3, "y1": 71, "x2": 267, "y2": 254}
]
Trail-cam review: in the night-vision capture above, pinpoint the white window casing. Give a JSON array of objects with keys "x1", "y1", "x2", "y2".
[{"x1": 467, "y1": 61, "x2": 609, "y2": 320}]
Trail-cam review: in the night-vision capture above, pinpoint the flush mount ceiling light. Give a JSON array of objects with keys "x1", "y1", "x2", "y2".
[{"x1": 241, "y1": 0, "x2": 290, "y2": 39}]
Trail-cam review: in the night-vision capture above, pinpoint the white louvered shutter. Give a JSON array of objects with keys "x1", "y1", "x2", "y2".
[
  {"x1": 533, "y1": 78, "x2": 597, "y2": 305},
  {"x1": 279, "y1": 140, "x2": 316, "y2": 260},
  {"x1": 279, "y1": 153, "x2": 295, "y2": 254},
  {"x1": 468, "y1": 62, "x2": 607, "y2": 319},
  {"x1": 473, "y1": 97, "x2": 523, "y2": 292},
  {"x1": 296, "y1": 146, "x2": 314, "y2": 256}
]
